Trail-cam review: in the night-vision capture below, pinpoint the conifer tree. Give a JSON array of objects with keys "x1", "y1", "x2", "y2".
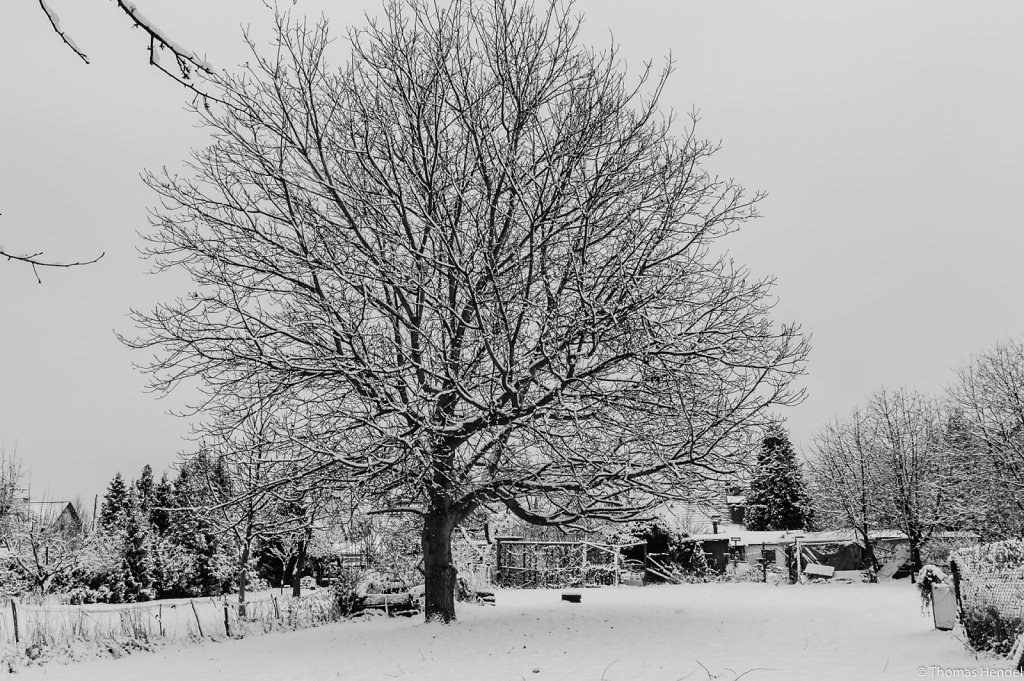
[
  {"x1": 117, "y1": 489, "x2": 154, "y2": 600},
  {"x1": 150, "y1": 472, "x2": 175, "y2": 535},
  {"x1": 745, "y1": 424, "x2": 814, "y2": 531},
  {"x1": 135, "y1": 465, "x2": 155, "y2": 517},
  {"x1": 98, "y1": 473, "x2": 130, "y2": 533}
]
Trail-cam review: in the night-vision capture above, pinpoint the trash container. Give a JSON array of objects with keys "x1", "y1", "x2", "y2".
[{"x1": 932, "y1": 584, "x2": 957, "y2": 631}]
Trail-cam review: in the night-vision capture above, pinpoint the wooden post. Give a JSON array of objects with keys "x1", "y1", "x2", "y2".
[
  {"x1": 190, "y1": 600, "x2": 204, "y2": 638},
  {"x1": 762, "y1": 543, "x2": 768, "y2": 583},
  {"x1": 272, "y1": 596, "x2": 280, "y2": 621},
  {"x1": 158, "y1": 604, "x2": 164, "y2": 637},
  {"x1": 495, "y1": 539, "x2": 502, "y2": 586},
  {"x1": 224, "y1": 602, "x2": 231, "y2": 637},
  {"x1": 10, "y1": 600, "x2": 19, "y2": 644}
]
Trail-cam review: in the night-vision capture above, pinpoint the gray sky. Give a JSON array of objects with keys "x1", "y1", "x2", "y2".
[{"x1": 3, "y1": 1, "x2": 1023, "y2": 502}]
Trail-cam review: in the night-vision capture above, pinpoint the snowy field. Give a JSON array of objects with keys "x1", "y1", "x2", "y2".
[{"x1": 16, "y1": 581, "x2": 1001, "y2": 681}]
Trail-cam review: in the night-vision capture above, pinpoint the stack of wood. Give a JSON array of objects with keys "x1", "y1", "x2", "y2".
[
  {"x1": 352, "y1": 577, "x2": 421, "y2": 617},
  {"x1": 354, "y1": 591, "x2": 419, "y2": 616},
  {"x1": 457, "y1": 577, "x2": 496, "y2": 605}
]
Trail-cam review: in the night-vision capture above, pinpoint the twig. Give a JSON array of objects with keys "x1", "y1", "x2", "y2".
[
  {"x1": 38, "y1": 0, "x2": 89, "y2": 63},
  {"x1": 0, "y1": 247, "x2": 105, "y2": 284}
]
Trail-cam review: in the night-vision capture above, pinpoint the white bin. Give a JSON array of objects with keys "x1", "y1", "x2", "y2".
[{"x1": 932, "y1": 584, "x2": 957, "y2": 631}]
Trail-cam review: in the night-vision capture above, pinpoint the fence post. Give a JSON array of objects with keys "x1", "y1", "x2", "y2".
[
  {"x1": 10, "y1": 600, "x2": 19, "y2": 644},
  {"x1": 158, "y1": 604, "x2": 164, "y2": 637},
  {"x1": 190, "y1": 600, "x2": 204, "y2": 638},
  {"x1": 224, "y1": 602, "x2": 231, "y2": 638}
]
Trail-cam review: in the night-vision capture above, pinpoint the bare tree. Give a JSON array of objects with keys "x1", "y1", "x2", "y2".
[
  {"x1": 870, "y1": 389, "x2": 957, "y2": 577},
  {"x1": 810, "y1": 389, "x2": 961, "y2": 578},
  {"x1": 191, "y1": 413, "x2": 293, "y2": 615},
  {"x1": 807, "y1": 409, "x2": 884, "y2": 576},
  {"x1": 948, "y1": 338, "x2": 1024, "y2": 538},
  {"x1": 4, "y1": 498, "x2": 88, "y2": 593},
  {"x1": 126, "y1": 1, "x2": 809, "y2": 622}
]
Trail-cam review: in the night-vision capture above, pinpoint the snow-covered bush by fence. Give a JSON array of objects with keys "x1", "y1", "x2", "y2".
[{"x1": 950, "y1": 539, "x2": 1024, "y2": 657}]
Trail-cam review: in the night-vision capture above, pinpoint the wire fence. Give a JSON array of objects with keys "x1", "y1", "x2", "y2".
[
  {"x1": 495, "y1": 540, "x2": 621, "y2": 589},
  {"x1": 0, "y1": 588, "x2": 344, "y2": 651},
  {"x1": 950, "y1": 539, "x2": 1024, "y2": 660}
]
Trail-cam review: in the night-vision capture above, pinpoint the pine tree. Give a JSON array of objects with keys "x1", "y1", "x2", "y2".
[
  {"x1": 135, "y1": 465, "x2": 155, "y2": 517},
  {"x1": 167, "y1": 456, "x2": 235, "y2": 596},
  {"x1": 118, "y1": 489, "x2": 154, "y2": 600},
  {"x1": 150, "y1": 472, "x2": 175, "y2": 535},
  {"x1": 98, "y1": 473, "x2": 130, "y2": 533},
  {"x1": 745, "y1": 424, "x2": 814, "y2": 531}
]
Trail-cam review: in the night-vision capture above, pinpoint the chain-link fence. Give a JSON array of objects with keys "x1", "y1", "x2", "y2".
[{"x1": 950, "y1": 539, "x2": 1024, "y2": 660}]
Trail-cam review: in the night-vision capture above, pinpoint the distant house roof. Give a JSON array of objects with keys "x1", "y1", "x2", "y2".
[
  {"x1": 684, "y1": 528, "x2": 911, "y2": 547},
  {"x1": 23, "y1": 500, "x2": 81, "y2": 527}
]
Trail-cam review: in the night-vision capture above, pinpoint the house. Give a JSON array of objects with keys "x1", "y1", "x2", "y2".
[
  {"x1": 680, "y1": 527, "x2": 920, "y2": 577},
  {"x1": 10, "y1": 499, "x2": 83, "y2": 534}
]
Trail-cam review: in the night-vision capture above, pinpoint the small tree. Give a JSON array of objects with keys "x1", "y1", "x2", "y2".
[
  {"x1": 5, "y1": 498, "x2": 87, "y2": 594},
  {"x1": 744, "y1": 424, "x2": 813, "y2": 531}
]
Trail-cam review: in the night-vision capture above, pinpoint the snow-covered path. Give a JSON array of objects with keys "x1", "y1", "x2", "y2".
[{"x1": 18, "y1": 582, "x2": 999, "y2": 681}]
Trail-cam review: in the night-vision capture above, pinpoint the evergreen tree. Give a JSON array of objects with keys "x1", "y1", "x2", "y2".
[
  {"x1": 135, "y1": 464, "x2": 155, "y2": 517},
  {"x1": 168, "y1": 456, "x2": 235, "y2": 596},
  {"x1": 150, "y1": 472, "x2": 175, "y2": 535},
  {"x1": 98, "y1": 473, "x2": 130, "y2": 533},
  {"x1": 744, "y1": 424, "x2": 814, "y2": 531},
  {"x1": 117, "y1": 489, "x2": 154, "y2": 600}
]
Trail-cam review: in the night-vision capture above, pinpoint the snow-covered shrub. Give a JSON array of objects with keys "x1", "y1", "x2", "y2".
[
  {"x1": 916, "y1": 564, "x2": 947, "y2": 611},
  {"x1": 952, "y1": 539, "x2": 1024, "y2": 657},
  {"x1": 960, "y1": 604, "x2": 1023, "y2": 656}
]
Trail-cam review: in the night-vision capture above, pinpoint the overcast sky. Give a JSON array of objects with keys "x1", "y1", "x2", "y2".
[{"x1": 3, "y1": 1, "x2": 1024, "y2": 503}]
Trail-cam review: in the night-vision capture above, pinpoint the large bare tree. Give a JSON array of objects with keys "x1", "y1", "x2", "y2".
[{"x1": 126, "y1": 0, "x2": 808, "y2": 621}]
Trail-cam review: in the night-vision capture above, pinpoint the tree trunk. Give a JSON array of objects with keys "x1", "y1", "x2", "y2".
[
  {"x1": 238, "y1": 541, "x2": 251, "y2": 618},
  {"x1": 422, "y1": 511, "x2": 458, "y2": 623},
  {"x1": 909, "y1": 533, "x2": 923, "y2": 582},
  {"x1": 860, "y1": 523, "x2": 879, "y2": 582},
  {"x1": 292, "y1": 536, "x2": 307, "y2": 598}
]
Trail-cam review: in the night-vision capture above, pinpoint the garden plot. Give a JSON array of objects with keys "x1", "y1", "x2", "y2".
[{"x1": 15, "y1": 581, "x2": 1001, "y2": 681}]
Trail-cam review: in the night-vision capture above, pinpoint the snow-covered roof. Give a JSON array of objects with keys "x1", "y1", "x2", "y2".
[
  {"x1": 726, "y1": 495, "x2": 746, "y2": 505},
  {"x1": 23, "y1": 500, "x2": 79, "y2": 524},
  {"x1": 683, "y1": 528, "x2": 910, "y2": 547},
  {"x1": 685, "y1": 530, "x2": 796, "y2": 545}
]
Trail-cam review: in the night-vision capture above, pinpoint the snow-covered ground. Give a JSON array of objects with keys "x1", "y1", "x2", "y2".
[{"x1": 15, "y1": 581, "x2": 1002, "y2": 681}]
